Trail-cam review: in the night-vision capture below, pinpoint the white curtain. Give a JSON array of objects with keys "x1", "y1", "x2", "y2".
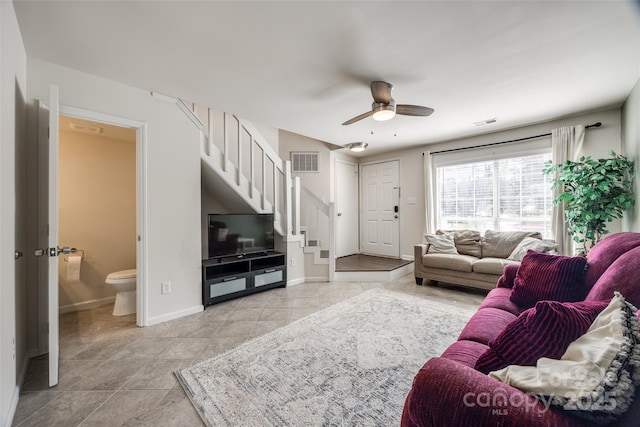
[
  {"x1": 423, "y1": 152, "x2": 436, "y2": 235},
  {"x1": 551, "y1": 125, "x2": 585, "y2": 255}
]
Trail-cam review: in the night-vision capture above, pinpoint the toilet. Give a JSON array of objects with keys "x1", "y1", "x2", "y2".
[{"x1": 105, "y1": 269, "x2": 137, "y2": 316}]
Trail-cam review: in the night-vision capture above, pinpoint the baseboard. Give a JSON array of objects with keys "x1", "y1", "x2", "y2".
[
  {"x1": 402, "y1": 254, "x2": 414, "y2": 261},
  {"x1": 304, "y1": 276, "x2": 330, "y2": 283},
  {"x1": 146, "y1": 304, "x2": 203, "y2": 326},
  {"x1": 287, "y1": 277, "x2": 306, "y2": 287},
  {"x1": 58, "y1": 296, "x2": 115, "y2": 314}
]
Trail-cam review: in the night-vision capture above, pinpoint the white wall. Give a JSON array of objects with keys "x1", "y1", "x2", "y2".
[
  {"x1": 26, "y1": 59, "x2": 203, "y2": 326},
  {"x1": 0, "y1": 2, "x2": 28, "y2": 425},
  {"x1": 622, "y1": 79, "x2": 640, "y2": 232},
  {"x1": 360, "y1": 108, "x2": 624, "y2": 259}
]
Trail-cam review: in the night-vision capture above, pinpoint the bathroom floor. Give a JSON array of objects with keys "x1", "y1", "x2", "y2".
[{"x1": 13, "y1": 274, "x2": 485, "y2": 426}]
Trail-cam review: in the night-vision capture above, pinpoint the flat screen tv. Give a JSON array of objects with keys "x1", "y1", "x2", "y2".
[{"x1": 208, "y1": 213, "x2": 275, "y2": 258}]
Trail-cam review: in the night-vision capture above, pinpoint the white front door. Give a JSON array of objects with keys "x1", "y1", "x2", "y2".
[
  {"x1": 335, "y1": 160, "x2": 359, "y2": 257},
  {"x1": 36, "y1": 85, "x2": 60, "y2": 386},
  {"x1": 361, "y1": 160, "x2": 400, "y2": 258}
]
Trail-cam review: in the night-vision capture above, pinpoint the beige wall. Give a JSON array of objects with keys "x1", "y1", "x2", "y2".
[
  {"x1": 57, "y1": 128, "x2": 136, "y2": 311},
  {"x1": 360, "y1": 108, "x2": 624, "y2": 259},
  {"x1": 621, "y1": 79, "x2": 640, "y2": 232}
]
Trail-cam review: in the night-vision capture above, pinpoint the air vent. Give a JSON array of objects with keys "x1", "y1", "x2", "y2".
[
  {"x1": 70, "y1": 122, "x2": 103, "y2": 134},
  {"x1": 291, "y1": 152, "x2": 319, "y2": 173}
]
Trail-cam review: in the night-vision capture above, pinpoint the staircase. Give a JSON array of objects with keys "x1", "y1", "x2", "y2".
[{"x1": 157, "y1": 94, "x2": 335, "y2": 281}]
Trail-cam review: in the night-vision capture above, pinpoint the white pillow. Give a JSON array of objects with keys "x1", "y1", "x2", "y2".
[
  {"x1": 508, "y1": 237, "x2": 558, "y2": 261},
  {"x1": 424, "y1": 233, "x2": 458, "y2": 255}
]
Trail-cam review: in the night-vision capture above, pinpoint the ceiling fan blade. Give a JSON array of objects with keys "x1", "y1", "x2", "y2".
[
  {"x1": 342, "y1": 111, "x2": 373, "y2": 125},
  {"x1": 370, "y1": 81, "x2": 393, "y2": 104},
  {"x1": 396, "y1": 104, "x2": 435, "y2": 117}
]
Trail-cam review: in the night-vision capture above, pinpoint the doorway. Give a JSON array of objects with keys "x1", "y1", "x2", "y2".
[
  {"x1": 360, "y1": 159, "x2": 401, "y2": 258},
  {"x1": 57, "y1": 115, "x2": 137, "y2": 324}
]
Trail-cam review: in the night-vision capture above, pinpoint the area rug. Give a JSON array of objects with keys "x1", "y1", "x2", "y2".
[{"x1": 176, "y1": 288, "x2": 474, "y2": 426}]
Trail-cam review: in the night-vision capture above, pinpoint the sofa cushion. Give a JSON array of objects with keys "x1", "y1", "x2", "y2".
[
  {"x1": 457, "y1": 307, "x2": 517, "y2": 345},
  {"x1": 424, "y1": 233, "x2": 458, "y2": 254},
  {"x1": 437, "y1": 229, "x2": 482, "y2": 258},
  {"x1": 488, "y1": 293, "x2": 640, "y2": 425},
  {"x1": 478, "y1": 287, "x2": 522, "y2": 316},
  {"x1": 507, "y1": 237, "x2": 558, "y2": 261},
  {"x1": 584, "y1": 232, "x2": 640, "y2": 289},
  {"x1": 510, "y1": 250, "x2": 588, "y2": 309},
  {"x1": 474, "y1": 299, "x2": 609, "y2": 374},
  {"x1": 421, "y1": 253, "x2": 476, "y2": 273},
  {"x1": 441, "y1": 340, "x2": 489, "y2": 368},
  {"x1": 472, "y1": 257, "x2": 519, "y2": 275},
  {"x1": 585, "y1": 246, "x2": 640, "y2": 308},
  {"x1": 481, "y1": 230, "x2": 543, "y2": 258}
]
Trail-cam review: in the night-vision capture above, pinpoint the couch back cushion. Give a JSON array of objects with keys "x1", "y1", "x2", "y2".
[
  {"x1": 585, "y1": 246, "x2": 640, "y2": 308},
  {"x1": 437, "y1": 229, "x2": 482, "y2": 257},
  {"x1": 584, "y1": 232, "x2": 640, "y2": 289},
  {"x1": 482, "y1": 230, "x2": 542, "y2": 258}
]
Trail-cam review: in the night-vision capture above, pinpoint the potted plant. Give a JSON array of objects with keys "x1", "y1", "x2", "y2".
[{"x1": 543, "y1": 150, "x2": 635, "y2": 254}]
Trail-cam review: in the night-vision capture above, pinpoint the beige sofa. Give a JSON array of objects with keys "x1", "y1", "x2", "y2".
[{"x1": 414, "y1": 230, "x2": 556, "y2": 291}]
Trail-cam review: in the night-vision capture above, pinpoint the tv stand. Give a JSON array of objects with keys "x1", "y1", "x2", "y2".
[{"x1": 202, "y1": 251, "x2": 286, "y2": 307}]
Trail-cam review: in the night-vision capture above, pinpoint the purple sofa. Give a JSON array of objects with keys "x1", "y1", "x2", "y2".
[{"x1": 402, "y1": 232, "x2": 640, "y2": 427}]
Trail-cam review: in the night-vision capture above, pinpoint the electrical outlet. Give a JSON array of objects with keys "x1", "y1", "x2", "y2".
[
  {"x1": 290, "y1": 258, "x2": 296, "y2": 267},
  {"x1": 161, "y1": 281, "x2": 171, "y2": 294}
]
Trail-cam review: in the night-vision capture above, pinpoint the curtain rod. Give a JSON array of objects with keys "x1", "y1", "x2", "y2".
[{"x1": 426, "y1": 122, "x2": 602, "y2": 155}]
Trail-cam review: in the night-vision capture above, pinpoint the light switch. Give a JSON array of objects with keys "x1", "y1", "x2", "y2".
[{"x1": 407, "y1": 197, "x2": 417, "y2": 205}]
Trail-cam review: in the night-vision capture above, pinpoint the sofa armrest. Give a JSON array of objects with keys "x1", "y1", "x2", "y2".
[
  {"x1": 496, "y1": 263, "x2": 519, "y2": 289},
  {"x1": 414, "y1": 244, "x2": 428, "y2": 261},
  {"x1": 401, "y1": 357, "x2": 584, "y2": 427}
]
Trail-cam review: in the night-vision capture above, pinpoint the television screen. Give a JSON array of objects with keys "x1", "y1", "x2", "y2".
[{"x1": 208, "y1": 213, "x2": 275, "y2": 258}]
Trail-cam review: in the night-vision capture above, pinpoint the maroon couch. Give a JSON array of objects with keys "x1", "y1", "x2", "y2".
[{"x1": 402, "y1": 232, "x2": 640, "y2": 427}]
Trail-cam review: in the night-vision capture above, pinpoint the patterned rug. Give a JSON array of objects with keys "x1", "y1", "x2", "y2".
[{"x1": 176, "y1": 289, "x2": 474, "y2": 426}]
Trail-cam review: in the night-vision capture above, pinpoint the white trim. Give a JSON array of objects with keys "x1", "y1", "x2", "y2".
[
  {"x1": 58, "y1": 296, "x2": 115, "y2": 314},
  {"x1": 58, "y1": 105, "x2": 149, "y2": 327},
  {"x1": 303, "y1": 276, "x2": 330, "y2": 283},
  {"x1": 287, "y1": 277, "x2": 306, "y2": 287},
  {"x1": 147, "y1": 305, "x2": 203, "y2": 326}
]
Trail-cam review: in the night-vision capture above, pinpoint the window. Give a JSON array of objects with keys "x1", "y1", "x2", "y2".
[{"x1": 435, "y1": 152, "x2": 553, "y2": 238}]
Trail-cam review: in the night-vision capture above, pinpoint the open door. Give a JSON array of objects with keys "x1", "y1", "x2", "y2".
[{"x1": 35, "y1": 85, "x2": 60, "y2": 386}]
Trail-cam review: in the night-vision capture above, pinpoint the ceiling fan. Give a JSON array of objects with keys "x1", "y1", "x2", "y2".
[{"x1": 342, "y1": 81, "x2": 434, "y2": 126}]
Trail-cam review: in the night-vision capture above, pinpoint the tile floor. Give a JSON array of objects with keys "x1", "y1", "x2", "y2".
[{"x1": 13, "y1": 274, "x2": 486, "y2": 426}]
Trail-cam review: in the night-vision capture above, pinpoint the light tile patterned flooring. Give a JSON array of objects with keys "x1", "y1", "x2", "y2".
[{"x1": 13, "y1": 274, "x2": 486, "y2": 426}]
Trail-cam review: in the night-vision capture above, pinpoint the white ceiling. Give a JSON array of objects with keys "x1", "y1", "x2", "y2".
[{"x1": 14, "y1": 1, "x2": 640, "y2": 156}]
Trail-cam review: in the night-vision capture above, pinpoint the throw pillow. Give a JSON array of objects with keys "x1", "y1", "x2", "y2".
[
  {"x1": 489, "y1": 292, "x2": 640, "y2": 425},
  {"x1": 437, "y1": 229, "x2": 482, "y2": 257},
  {"x1": 482, "y1": 230, "x2": 543, "y2": 258},
  {"x1": 508, "y1": 237, "x2": 558, "y2": 261},
  {"x1": 510, "y1": 250, "x2": 588, "y2": 309},
  {"x1": 424, "y1": 233, "x2": 458, "y2": 254},
  {"x1": 475, "y1": 299, "x2": 609, "y2": 374}
]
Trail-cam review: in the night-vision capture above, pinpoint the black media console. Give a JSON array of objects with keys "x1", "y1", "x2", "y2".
[{"x1": 202, "y1": 251, "x2": 287, "y2": 307}]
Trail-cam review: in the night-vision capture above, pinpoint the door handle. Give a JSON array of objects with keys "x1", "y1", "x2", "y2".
[
  {"x1": 15, "y1": 250, "x2": 23, "y2": 260},
  {"x1": 394, "y1": 215, "x2": 398, "y2": 219},
  {"x1": 337, "y1": 212, "x2": 342, "y2": 216},
  {"x1": 34, "y1": 246, "x2": 76, "y2": 257}
]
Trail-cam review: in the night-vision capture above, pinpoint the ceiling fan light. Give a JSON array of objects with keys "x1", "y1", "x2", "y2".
[
  {"x1": 346, "y1": 142, "x2": 368, "y2": 152},
  {"x1": 372, "y1": 103, "x2": 396, "y2": 121}
]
